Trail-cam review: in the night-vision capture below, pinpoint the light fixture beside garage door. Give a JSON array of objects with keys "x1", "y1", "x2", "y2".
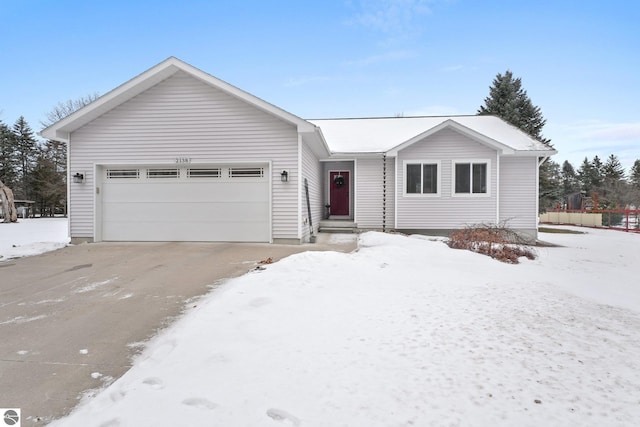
[
  {"x1": 73, "y1": 172, "x2": 85, "y2": 183},
  {"x1": 281, "y1": 170, "x2": 289, "y2": 182}
]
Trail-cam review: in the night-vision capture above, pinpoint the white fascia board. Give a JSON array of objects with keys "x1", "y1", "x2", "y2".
[
  {"x1": 302, "y1": 130, "x2": 331, "y2": 159},
  {"x1": 386, "y1": 119, "x2": 515, "y2": 156},
  {"x1": 512, "y1": 148, "x2": 558, "y2": 157},
  {"x1": 323, "y1": 151, "x2": 387, "y2": 160}
]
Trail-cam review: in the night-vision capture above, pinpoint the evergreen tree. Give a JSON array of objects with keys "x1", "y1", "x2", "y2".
[
  {"x1": 590, "y1": 155, "x2": 604, "y2": 189},
  {"x1": 538, "y1": 159, "x2": 562, "y2": 212},
  {"x1": 0, "y1": 120, "x2": 18, "y2": 189},
  {"x1": 478, "y1": 70, "x2": 555, "y2": 214},
  {"x1": 30, "y1": 144, "x2": 66, "y2": 216},
  {"x1": 560, "y1": 160, "x2": 580, "y2": 200},
  {"x1": 630, "y1": 159, "x2": 640, "y2": 188},
  {"x1": 602, "y1": 154, "x2": 625, "y2": 180},
  {"x1": 12, "y1": 116, "x2": 38, "y2": 199},
  {"x1": 478, "y1": 70, "x2": 551, "y2": 145},
  {"x1": 601, "y1": 154, "x2": 627, "y2": 207},
  {"x1": 629, "y1": 159, "x2": 640, "y2": 208},
  {"x1": 577, "y1": 157, "x2": 595, "y2": 193}
]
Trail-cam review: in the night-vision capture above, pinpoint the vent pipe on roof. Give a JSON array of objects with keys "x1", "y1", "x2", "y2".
[{"x1": 382, "y1": 153, "x2": 387, "y2": 232}]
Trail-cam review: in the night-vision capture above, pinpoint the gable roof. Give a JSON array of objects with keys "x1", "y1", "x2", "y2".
[
  {"x1": 41, "y1": 57, "x2": 322, "y2": 144},
  {"x1": 309, "y1": 115, "x2": 556, "y2": 156}
]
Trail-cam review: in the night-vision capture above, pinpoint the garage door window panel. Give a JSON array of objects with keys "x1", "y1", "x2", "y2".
[
  {"x1": 107, "y1": 169, "x2": 140, "y2": 179},
  {"x1": 229, "y1": 167, "x2": 264, "y2": 178},
  {"x1": 147, "y1": 168, "x2": 180, "y2": 179},
  {"x1": 188, "y1": 168, "x2": 221, "y2": 178}
]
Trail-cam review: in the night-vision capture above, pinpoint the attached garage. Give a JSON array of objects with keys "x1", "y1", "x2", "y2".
[
  {"x1": 40, "y1": 57, "x2": 331, "y2": 244},
  {"x1": 97, "y1": 164, "x2": 270, "y2": 242}
]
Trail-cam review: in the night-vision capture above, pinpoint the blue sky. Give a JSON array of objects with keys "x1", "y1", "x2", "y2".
[{"x1": 1, "y1": 0, "x2": 638, "y2": 171}]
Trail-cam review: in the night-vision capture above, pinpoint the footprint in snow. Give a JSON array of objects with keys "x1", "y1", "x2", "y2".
[
  {"x1": 250, "y1": 297, "x2": 271, "y2": 308},
  {"x1": 109, "y1": 389, "x2": 126, "y2": 402},
  {"x1": 142, "y1": 377, "x2": 164, "y2": 390},
  {"x1": 98, "y1": 418, "x2": 121, "y2": 427},
  {"x1": 266, "y1": 408, "x2": 301, "y2": 426},
  {"x1": 182, "y1": 397, "x2": 217, "y2": 410}
]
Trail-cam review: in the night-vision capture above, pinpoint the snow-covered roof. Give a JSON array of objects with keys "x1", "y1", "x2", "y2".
[{"x1": 308, "y1": 115, "x2": 556, "y2": 156}]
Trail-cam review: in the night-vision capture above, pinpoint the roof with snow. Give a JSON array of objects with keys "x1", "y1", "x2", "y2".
[{"x1": 309, "y1": 115, "x2": 556, "y2": 156}]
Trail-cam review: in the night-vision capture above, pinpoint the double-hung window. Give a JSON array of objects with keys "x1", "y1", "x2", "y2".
[
  {"x1": 454, "y1": 161, "x2": 489, "y2": 195},
  {"x1": 405, "y1": 161, "x2": 440, "y2": 196}
]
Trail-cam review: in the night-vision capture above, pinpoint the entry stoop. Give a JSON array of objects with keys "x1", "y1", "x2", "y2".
[{"x1": 319, "y1": 220, "x2": 358, "y2": 233}]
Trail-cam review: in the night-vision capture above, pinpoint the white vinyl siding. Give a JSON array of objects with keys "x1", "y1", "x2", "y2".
[
  {"x1": 301, "y1": 140, "x2": 322, "y2": 241},
  {"x1": 355, "y1": 157, "x2": 395, "y2": 229},
  {"x1": 396, "y1": 128, "x2": 497, "y2": 229},
  {"x1": 499, "y1": 156, "x2": 538, "y2": 229},
  {"x1": 68, "y1": 71, "x2": 299, "y2": 241}
]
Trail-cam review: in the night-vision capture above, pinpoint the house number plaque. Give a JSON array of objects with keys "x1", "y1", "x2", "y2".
[{"x1": 175, "y1": 157, "x2": 192, "y2": 164}]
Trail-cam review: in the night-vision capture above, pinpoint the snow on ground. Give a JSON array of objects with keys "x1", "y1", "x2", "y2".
[
  {"x1": 0, "y1": 217, "x2": 69, "y2": 260},
  {"x1": 46, "y1": 226, "x2": 640, "y2": 427}
]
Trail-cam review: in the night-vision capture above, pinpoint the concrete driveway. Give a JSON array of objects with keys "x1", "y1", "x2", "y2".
[{"x1": 0, "y1": 235, "x2": 356, "y2": 425}]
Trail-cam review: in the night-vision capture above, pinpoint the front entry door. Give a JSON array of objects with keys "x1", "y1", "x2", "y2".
[{"x1": 329, "y1": 171, "x2": 350, "y2": 216}]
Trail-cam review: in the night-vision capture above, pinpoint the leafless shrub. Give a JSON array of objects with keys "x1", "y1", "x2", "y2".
[{"x1": 447, "y1": 222, "x2": 537, "y2": 264}]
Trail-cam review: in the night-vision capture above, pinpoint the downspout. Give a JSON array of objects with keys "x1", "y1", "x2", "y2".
[
  {"x1": 382, "y1": 153, "x2": 387, "y2": 232},
  {"x1": 394, "y1": 157, "x2": 398, "y2": 230},
  {"x1": 496, "y1": 155, "x2": 500, "y2": 225},
  {"x1": 66, "y1": 133, "x2": 71, "y2": 240},
  {"x1": 297, "y1": 134, "x2": 303, "y2": 240}
]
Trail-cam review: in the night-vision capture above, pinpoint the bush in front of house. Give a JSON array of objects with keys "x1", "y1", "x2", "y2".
[{"x1": 447, "y1": 223, "x2": 537, "y2": 264}]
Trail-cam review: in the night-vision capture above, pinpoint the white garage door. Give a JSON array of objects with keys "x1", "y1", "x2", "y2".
[{"x1": 100, "y1": 164, "x2": 270, "y2": 242}]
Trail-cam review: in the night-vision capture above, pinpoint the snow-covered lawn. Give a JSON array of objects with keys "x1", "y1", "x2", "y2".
[
  {"x1": 3, "y1": 221, "x2": 639, "y2": 426},
  {"x1": 0, "y1": 217, "x2": 69, "y2": 260}
]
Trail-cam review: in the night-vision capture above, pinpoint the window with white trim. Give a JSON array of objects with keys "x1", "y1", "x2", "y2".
[
  {"x1": 405, "y1": 161, "x2": 440, "y2": 195},
  {"x1": 454, "y1": 161, "x2": 488, "y2": 195}
]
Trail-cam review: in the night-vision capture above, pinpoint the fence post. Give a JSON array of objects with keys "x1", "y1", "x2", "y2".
[{"x1": 626, "y1": 209, "x2": 630, "y2": 232}]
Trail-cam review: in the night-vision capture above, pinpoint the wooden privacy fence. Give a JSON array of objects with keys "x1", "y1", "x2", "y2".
[{"x1": 540, "y1": 209, "x2": 640, "y2": 233}]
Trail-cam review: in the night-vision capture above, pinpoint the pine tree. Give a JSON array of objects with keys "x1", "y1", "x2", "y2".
[
  {"x1": 478, "y1": 70, "x2": 550, "y2": 145},
  {"x1": 601, "y1": 154, "x2": 627, "y2": 207},
  {"x1": 0, "y1": 120, "x2": 19, "y2": 189},
  {"x1": 629, "y1": 159, "x2": 640, "y2": 208},
  {"x1": 602, "y1": 154, "x2": 624, "y2": 181},
  {"x1": 560, "y1": 160, "x2": 580, "y2": 200},
  {"x1": 30, "y1": 144, "x2": 66, "y2": 216},
  {"x1": 630, "y1": 159, "x2": 640, "y2": 188},
  {"x1": 12, "y1": 116, "x2": 38, "y2": 199},
  {"x1": 539, "y1": 159, "x2": 562, "y2": 212},
  {"x1": 577, "y1": 157, "x2": 594, "y2": 193},
  {"x1": 591, "y1": 155, "x2": 604, "y2": 189}
]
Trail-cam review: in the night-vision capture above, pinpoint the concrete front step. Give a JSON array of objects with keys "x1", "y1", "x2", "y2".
[
  {"x1": 319, "y1": 220, "x2": 357, "y2": 227},
  {"x1": 318, "y1": 220, "x2": 358, "y2": 234},
  {"x1": 319, "y1": 227, "x2": 358, "y2": 234}
]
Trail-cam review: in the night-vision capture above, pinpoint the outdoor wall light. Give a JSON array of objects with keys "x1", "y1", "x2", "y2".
[
  {"x1": 280, "y1": 170, "x2": 289, "y2": 182},
  {"x1": 73, "y1": 172, "x2": 85, "y2": 183}
]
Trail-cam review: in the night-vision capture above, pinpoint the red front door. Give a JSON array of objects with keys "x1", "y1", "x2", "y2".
[{"x1": 329, "y1": 171, "x2": 350, "y2": 216}]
